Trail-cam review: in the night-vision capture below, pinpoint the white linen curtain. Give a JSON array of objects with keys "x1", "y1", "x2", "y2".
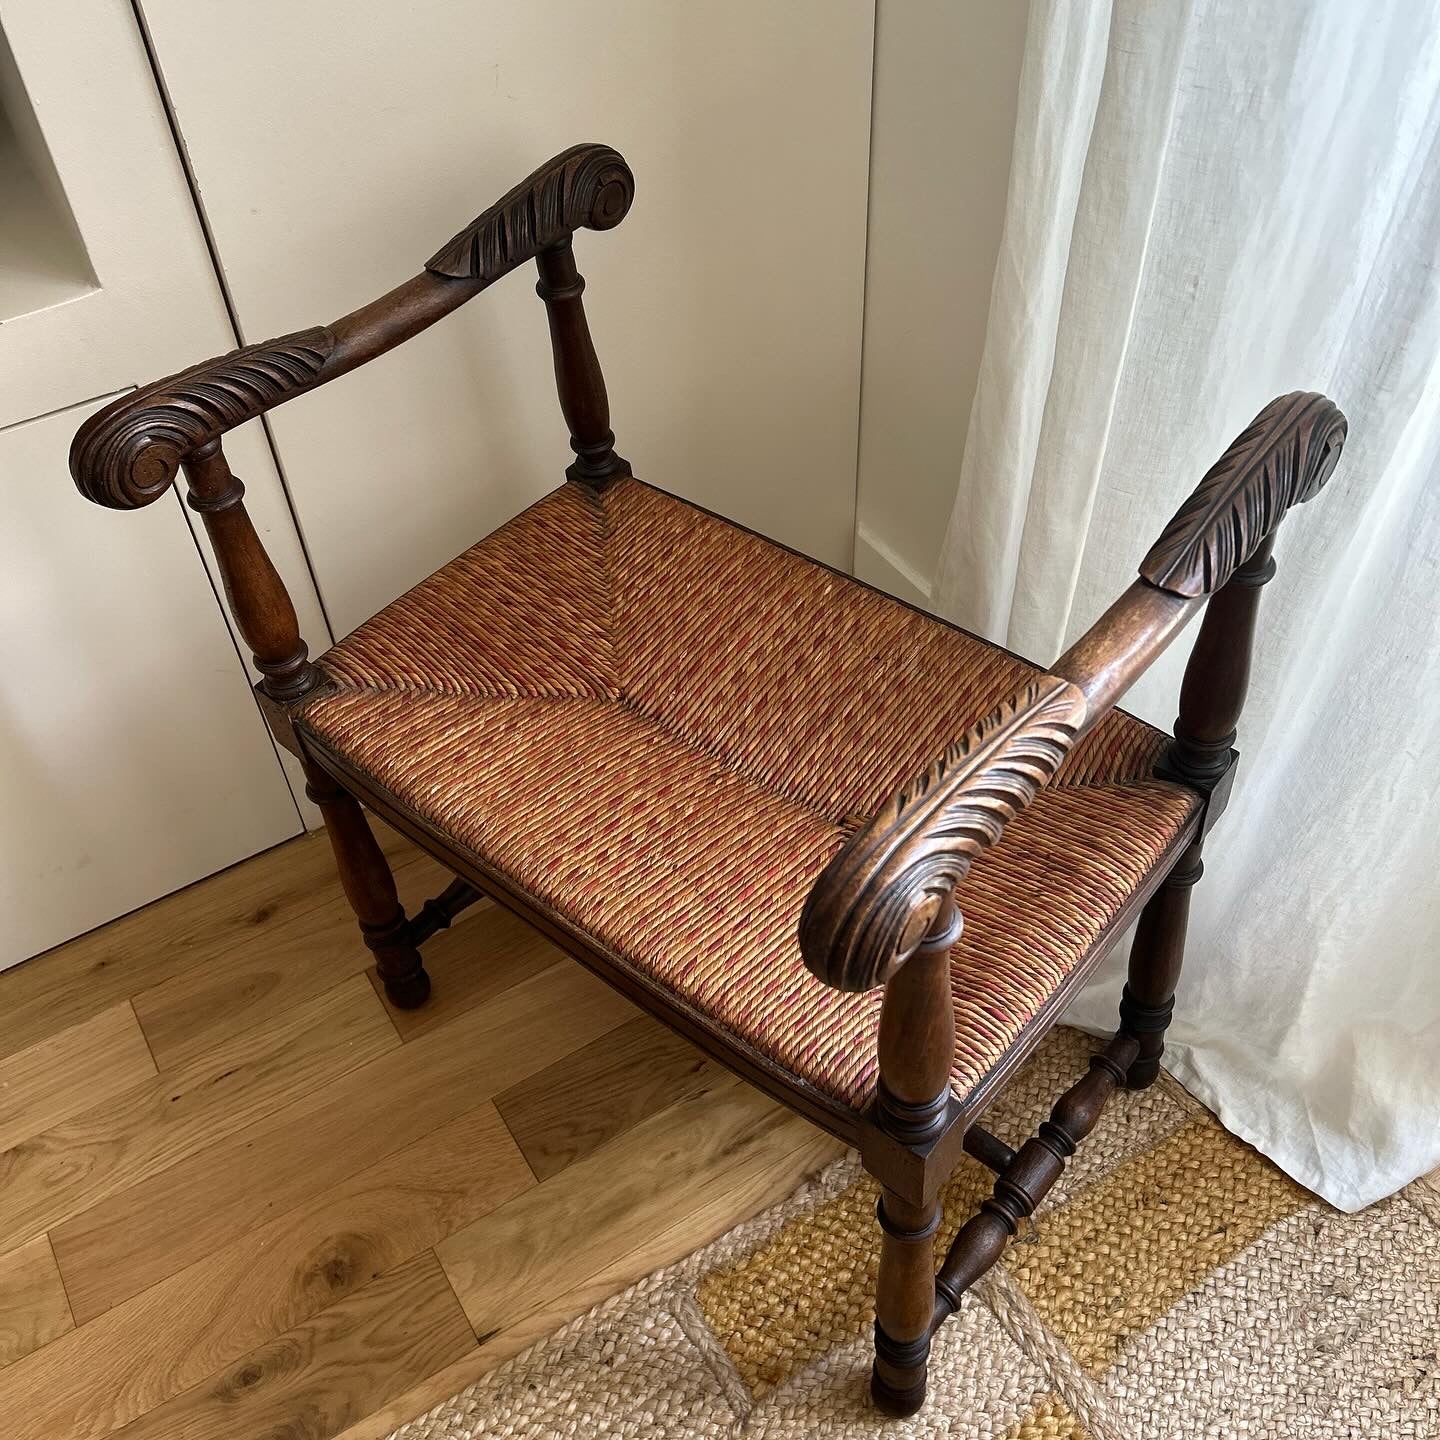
[{"x1": 932, "y1": 0, "x2": 1440, "y2": 1210}]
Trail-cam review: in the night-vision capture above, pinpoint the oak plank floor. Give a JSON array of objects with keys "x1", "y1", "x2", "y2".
[
  {"x1": 108, "y1": 1253, "x2": 475, "y2": 1440},
  {"x1": 128, "y1": 844, "x2": 447, "y2": 1071},
  {"x1": 439, "y1": 1070, "x2": 829, "y2": 1338},
  {"x1": 0, "y1": 826, "x2": 844, "y2": 1440},
  {"x1": 494, "y1": 1012, "x2": 718, "y2": 1180},
  {"x1": 50, "y1": 960, "x2": 634, "y2": 1323},
  {"x1": 0, "y1": 1237, "x2": 73, "y2": 1370},
  {"x1": 0, "y1": 1003, "x2": 155, "y2": 1153},
  {"x1": 0, "y1": 828, "x2": 407, "y2": 1066},
  {"x1": 0, "y1": 974, "x2": 397, "y2": 1258},
  {"x1": 0, "y1": 1106, "x2": 530, "y2": 1440}
]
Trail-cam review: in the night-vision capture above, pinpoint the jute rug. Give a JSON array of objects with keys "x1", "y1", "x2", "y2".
[{"x1": 389, "y1": 1029, "x2": 1440, "y2": 1438}]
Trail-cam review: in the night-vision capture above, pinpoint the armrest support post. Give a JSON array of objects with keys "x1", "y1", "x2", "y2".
[
  {"x1": 874, "y1": 896, "x2": 961, "y2": 1147},
  {"x1": 535, "y1": 239, "x2": 630, "y2": 488},
  {"x1": 1164, "y1": 534, "x2": 1276, "y2": 797},
  {"x1": 183, "y1": 439, "x2": 319, "y2": 705}
]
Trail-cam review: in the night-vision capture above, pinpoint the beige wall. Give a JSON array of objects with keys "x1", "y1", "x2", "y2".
[
  {"x1": 854, "y1": 0, "x2": 1028, "y2": 607},
  {"x1": 140, "y1": 0, "x2": 877, "y2": 638}
]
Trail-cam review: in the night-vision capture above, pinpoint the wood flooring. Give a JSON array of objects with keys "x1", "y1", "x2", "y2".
[{"x1": 0, "y1": 827, "x2": 845, "y2": 1440}]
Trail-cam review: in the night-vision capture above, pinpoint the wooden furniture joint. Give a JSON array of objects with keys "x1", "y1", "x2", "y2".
[{"x1": 67, "y1": 142, "x2": 1348, "y2": 1418}]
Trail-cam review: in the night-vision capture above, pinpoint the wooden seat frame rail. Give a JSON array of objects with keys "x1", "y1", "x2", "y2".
[{"x1": 69, "y1": 143, "x2": 1347, "y2": 1419}]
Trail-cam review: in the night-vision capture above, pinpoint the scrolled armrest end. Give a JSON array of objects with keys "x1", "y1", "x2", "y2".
[
  {"x1": 70, "y1": 327, "x2": 335, "y2": 509},
  {"x1": 1140, "y1": 391, "x2": 1347, "y2": 597},
  {"x1": 799, "y1": 676, "x2": 1087, "y2": 993},
  {"x1": 425, "y1": 142, "x2": 634, "y2": 283}
]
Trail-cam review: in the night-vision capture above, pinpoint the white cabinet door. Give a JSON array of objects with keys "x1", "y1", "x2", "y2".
[
  {"x1": 0, "y1": 402, "x2": 310, "y2": 967},
  {"x1": 138, "y1": 1, "x2": 876, "y2": 636},
  {"x1": 0, "y1": 0, "x2": 330, "y2": 967}
]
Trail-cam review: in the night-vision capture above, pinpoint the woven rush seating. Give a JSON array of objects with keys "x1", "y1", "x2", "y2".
[{"x1": 296, "y1": 476, "x2": 1201, "y2": 1112}]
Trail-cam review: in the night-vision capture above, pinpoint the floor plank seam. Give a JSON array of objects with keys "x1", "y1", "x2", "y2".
[
  {"x1": 40, "y1": 1235, "x2": 78, "y2": 1340},
  {"x1": 434, "y1": 1247, "x2": 486, "y2": 1348},
  {"x1": 0, "y1": 829, "x2": 844, "y2": 1440},
  {"x1": 128, "y1": 998, "x2": 163, "y2": 1077}
]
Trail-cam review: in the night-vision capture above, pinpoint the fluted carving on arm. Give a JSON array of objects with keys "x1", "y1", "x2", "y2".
[
  {"x1": 70, "y1": 143, "x2": 638, "y2": 513},
  {"x1": 70, "y1": 329, "x2": 335, "y2": 510},
  {"x1": 800, "y1": 677, "x2": 1088, "y2": 994},
  {"x1": 426, "y1": 143, "x2": 634, "y2": 282},
  {"x1": 1140, "y1": 391, "x2": 1347, "y2": 597}
]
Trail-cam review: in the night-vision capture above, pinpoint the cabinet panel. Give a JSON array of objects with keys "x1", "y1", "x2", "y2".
[
  {"x1": 139, "y1": 0, "x2": 875, "y2": 635},
  {"x1": 0, "y1": 401, "x2": 305, "y2": 969},
  {"x1": 0, "y1": 0, "x2": 329, "y2": 724},
  {"x1": 0, "y1": 0, "x2": 335, "y2": 964}
]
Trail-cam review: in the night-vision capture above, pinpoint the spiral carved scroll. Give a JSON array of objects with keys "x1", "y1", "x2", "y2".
[
  {"x1": 799, "y1": 676, "x2": 1088, "y2": 994},
  {"x1": 1140, "y1": 392, "x2": 1347, "y2": 598},
  {"x1": 425, "y1": 143, "x2": 634, "y2": 282},
  {"x1": 70, "y1": 328, "x2": 335, "y2": 510}
]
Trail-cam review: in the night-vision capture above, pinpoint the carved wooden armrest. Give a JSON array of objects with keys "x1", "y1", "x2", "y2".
[
  {"x1": 67, "y1": 143, "x2": 634, "y2": 733},
  {"x1": 70, "y1": 142, "x2": 633, "y2": 509},
  {"x1": 800, "y1": 392, "x2": 1347, "y2": 994}
]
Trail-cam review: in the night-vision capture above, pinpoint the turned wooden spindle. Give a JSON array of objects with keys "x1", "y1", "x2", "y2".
[
  {"x1": 933, "y1": 1033, "x2": 1137, "y2": 1322},
  {"x1": 962, "y1": 1125, "x2": 1018, "y2": 1175},
  {"x1": 1163, "y1": 533, "x2": 1278, "y2": 798},
  {"x1": 1120, "y1": 840, "x2": 1203, "y2": 1088},
  {"x1": 181, "y1": 440, "x2": 320, "y2": 704},
  {"x1": 407, "y1": 878, "x2": 485, "y2": 948},
  {"x1": 535, "y1": 239, "x2": 630, "y2": 489}
]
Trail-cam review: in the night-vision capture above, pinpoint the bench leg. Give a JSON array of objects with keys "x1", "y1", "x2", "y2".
[
  {"x1": 867, "y1": 902, "x2": 960, "y2": 1417},
  {"x1": 1120, "y1": 840, "x2": 1203, "y2": 1088},
  {"x1": 872, "y1": 1190, "x2": 941, "y2": 1416},
  {"x1": 302, "y1": 759, "x2": 431, "y2": 1009}
]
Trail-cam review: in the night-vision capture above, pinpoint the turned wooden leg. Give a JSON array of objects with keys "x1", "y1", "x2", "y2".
[
  {"x1": 869, "y1": 899, "x2": 960, "y2": 1417},
  {"x1": 1120, "y1": 840, "x2": 1203, "y2": 1088},
  {"x1": 873, "y1": 1190, "x2": 941, "y2": 1417},
  {"x1": 302, "y1": 759, "x2": 430, "y2": 1009}
]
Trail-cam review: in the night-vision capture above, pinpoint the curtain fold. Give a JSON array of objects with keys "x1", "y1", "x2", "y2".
[{"x1": 933, "y1": 0, "x2": 1440, "y2": 1210}]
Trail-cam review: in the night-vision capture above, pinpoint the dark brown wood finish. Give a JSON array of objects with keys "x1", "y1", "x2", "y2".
[
  {"x1": 66, "y1": 141, "x2": 637, "y2": 1033},
  {"x1": 1120, "y1": 841, "x2": 1202, "y2": 1089},
  {"x1": 182, "y1": 441, "x2": 322, "y2": 704},
  {"x1": 796, "y1": 393, "x2": 1345, "y2": 1412},
  {"x1": 425, "y1": 143, "x2": 633, "y2": 282},
  {"x1": 535, "y1": 240, "x2": 629, "y2": 488},
  {"x1": 69, "y1": 144, "x2": 634, "y2": 513},
  {"x1": 933, "y1": 1033, "x2": 1138, "y2": 1320},
  {"x1": 870, "y1": 899, "x2": 958, "y2": 1415},
  {"x1": 295, "y1": 719, "x2": 1202, "y2": 1166},
  {"x1": 1121, "y1": 531, "x2": 1283, "y2": 1084},
  {"x1": 291, "y1": 733, "x2": 867, "y2": 1146},
  {"x1": 961, "y1": 1126, "x2": 1016, "y2": 1175},
  {"x1": 407, "y1": 879, "x2": 486, "y2": 949},
  {"x1": 302, "y1": 760, "x2": 430, "y2": 1010},
  {"x1": 69, "y1": 140, "x2": 1347, "y2": 1420},
  {"x1": 1140, "y1": 393, "x2": 1345, "y2": 597},
  {"x1": 799, "y1": 678, "x2": 1089, "y2": 995}
]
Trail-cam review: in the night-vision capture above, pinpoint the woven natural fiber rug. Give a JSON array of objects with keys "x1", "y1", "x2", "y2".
[{"x1": 388, "y1": 1029, "x2": 1440, "y2": 1438}]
